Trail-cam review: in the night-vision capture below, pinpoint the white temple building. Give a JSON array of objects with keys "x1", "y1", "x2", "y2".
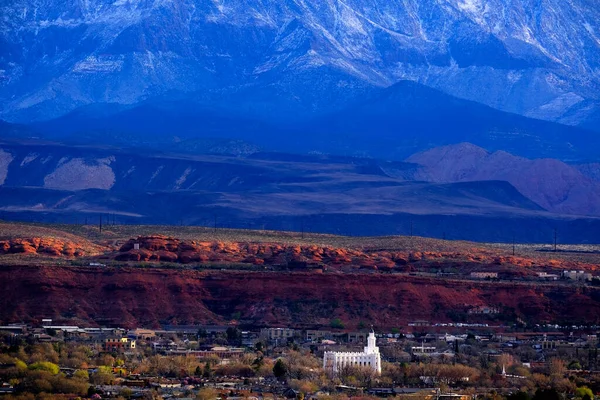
[{"x1": 323, "y1": 331, "x2": 381, "y2": 374}]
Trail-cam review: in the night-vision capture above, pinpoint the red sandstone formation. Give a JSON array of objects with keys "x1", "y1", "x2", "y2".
[
  {"x1": 112, "y1": 236, "x2": 599, "y2": 275},
  {"x1": 115, "y1": 236, "x2": 375, "y2": 269},
  {"x1": 0, "y1": 265, "x2": 598, "y2": 329},
  {"x1": 0, "y1": 237, "x2": 101, "y2": 257}
]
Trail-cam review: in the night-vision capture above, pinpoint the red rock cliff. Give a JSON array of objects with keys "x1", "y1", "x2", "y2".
[{"x1": 1, "y1": 265, "x2": 598, "y2": 328}]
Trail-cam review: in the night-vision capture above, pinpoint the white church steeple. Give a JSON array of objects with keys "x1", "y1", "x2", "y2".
[{"x1": 364, "y1": 330, "x2": 379, "y2": 354}]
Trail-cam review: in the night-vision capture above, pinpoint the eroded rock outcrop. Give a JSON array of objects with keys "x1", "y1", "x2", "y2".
[
  {"x1": 115, "y1": 236, "x2": 413, "y2": 270},
  {"x1": 0, "y1": 237, "x2": 100, "y2": 257},
  {"x1": 112, "y1": 235, "x2": 600, "y2": 275}
]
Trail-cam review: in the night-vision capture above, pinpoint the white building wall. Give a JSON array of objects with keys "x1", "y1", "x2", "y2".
[{"x1": 323, "y1": 332, "x2": 381, "y2": 374}]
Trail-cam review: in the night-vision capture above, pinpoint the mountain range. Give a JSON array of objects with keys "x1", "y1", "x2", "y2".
[{"x1": 1, "y1": 0, "x2": 600, "y2": 130}]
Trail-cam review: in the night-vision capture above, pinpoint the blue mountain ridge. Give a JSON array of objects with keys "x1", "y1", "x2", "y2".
[{"x1": 1, "y1": 0, "x2": 600, "y2": 128}]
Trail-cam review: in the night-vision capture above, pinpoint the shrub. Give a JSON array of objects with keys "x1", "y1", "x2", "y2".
[
  {"x1": 196, "y1": 387, "x2": 218, "y2": 400},
  {"x1": 575, "y1": 386, "x2": 594, "y2": 400}
]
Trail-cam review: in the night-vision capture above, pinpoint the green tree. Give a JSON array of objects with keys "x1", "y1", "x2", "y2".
[
  {"x1": 533, "y1": 389, "x2": 561, "y2": 400},
  {"x1": 568, "y1": 361, "x2": 583, "y2": 370},
  {"x1": 197, "y1": 328, "x2": 208, "y2": 339},
  {"x1": 507, "y1": 392, "x2": 531, "y2": 400},
  {"x1": 203, "y1": 362, "x2": 212, "y2": 378},
  {"x1": 15, "y1": 359, "x2": 27, "y2": 370},
  {"x1": 252, "y1": 356, "x2": 264, "y2": 371},
  {"x1": 28, "y1": 362, "x2": 59, "y2": 375},
  {"x1": 330, "y1": 318, "x2": 345, "y2": 329},
  {"x1": 226, "y1": 327, "x2": 242, "y2": 344},
  {"x1": 273, "y1": 359, "x2": 288, "y2": 380},
  {"x1": 91, "y1": 366, "x2": 114, "y2": 385},
  {"x1": 73, "y1": 369, "x2": 89, "y2": 381}
]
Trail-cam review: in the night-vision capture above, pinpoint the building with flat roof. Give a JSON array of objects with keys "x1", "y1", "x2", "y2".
[
  {"x1": 260, "y1": 328, "x2": 296, "y2": 341},
  {"x1": 470, "y1": 272, "x2": 498, "y2": 279}
]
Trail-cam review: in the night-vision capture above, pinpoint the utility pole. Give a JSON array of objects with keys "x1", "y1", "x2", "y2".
[
  {"x1": 213, "y1": 214, "x2": 217, "y2": 233},
  {"x1": 410, "y1": 221, "x2": 413, "y2": 237},
  {"x1": 512, "y1": 233, "x2": 516, "y2": 256},
  {"x1": 554, "y1": 228, "x2": 558, "y2": 252},
  {"x1": 99, "y1": 215, "x2": 102, "y2": 234},
  {"x1": 301, "y1": 218, "x2": 305, "y2": 239}
]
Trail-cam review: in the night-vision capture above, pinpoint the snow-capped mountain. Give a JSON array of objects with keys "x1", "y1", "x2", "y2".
[{"x1": 1, "y1": 0, "x2": 600, "y2": 126}]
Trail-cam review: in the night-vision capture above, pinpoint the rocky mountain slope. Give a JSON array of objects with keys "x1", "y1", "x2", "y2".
[{"x1": 1, "y1": 0, "x2": 599, "y2": 129}]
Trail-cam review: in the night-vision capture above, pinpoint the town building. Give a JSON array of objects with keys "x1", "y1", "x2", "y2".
[
  {"x1": 347, "y1": 332, "x2": 368, "y2": 343},
  {"x1": 128, "y1": 329, "x2": 156, "y2": 341},
  {"x1": 167, "y1": 346, "x2": 244, "y2": 360},
  {"x1": 408, "y1": 320, "x2": 430, "y2": 327},
  {"x1": 467, "y1": 306, "x2": 500, "y2": 314},
  {"x1": 562, "y1": 270, "x2": 592, "y2": 281},
  {"x1": 411, "y1": 344, "x2": 437, "y2": 355},
  {"x1": 306, "y1": 330, "x2": 333, "y2": 342},
  {"x1": 470, "y1": 272, "x2": 498, "y2": 279},
  {"x1": 152, "y1": 340, "x2": 179, "y2": 352},
  {"x1": 323, "y1": 331, "x2": 381, "y2": 374},
  {"x1": 537, "y1": 272, "x2": 559, "y2": 281},
  {"x1": 0, "y1": 324, "x2": 27, "y2": 335},
  {"x1": 260, "y1": 328, "x2": 296, "y2": 342},
  {"x1": 104, "y1": 337, "x2": 136, "y2": 352}
]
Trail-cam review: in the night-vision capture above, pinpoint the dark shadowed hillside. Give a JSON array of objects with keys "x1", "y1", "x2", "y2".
[
  {"x1": 2, "y1": 139, "x2": 600, "y2": 243},
  {"x1": 27, "y1": 81, "x2": 600, "y2": 161}
]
